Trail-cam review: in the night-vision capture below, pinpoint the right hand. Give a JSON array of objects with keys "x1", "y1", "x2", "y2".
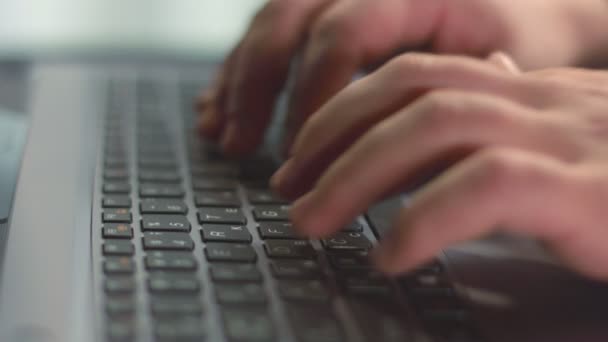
[{"x1": 197, "y1": 0, "x2": 608, "y2": 156}]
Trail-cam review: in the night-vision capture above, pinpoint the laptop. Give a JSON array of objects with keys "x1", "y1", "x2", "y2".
[{"x1": 0, "y1": 7, "x2": 607, "y2": 342}]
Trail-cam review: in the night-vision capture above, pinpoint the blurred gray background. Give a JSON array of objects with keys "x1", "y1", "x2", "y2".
[{"x1": 0, "y1": 0, "x2": 266, "y2": 58}]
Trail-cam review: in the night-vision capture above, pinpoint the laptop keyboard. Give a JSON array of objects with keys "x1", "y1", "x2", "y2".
[{"x1": 94, "y1": 72, "x2": 480, "y2": 342}]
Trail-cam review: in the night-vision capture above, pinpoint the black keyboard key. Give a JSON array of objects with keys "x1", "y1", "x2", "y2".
[
  {"x1": 103, "y1": 196, "x2": 132, "y2": 208},
  {"x1": 103, "y1": 209, "x2": 132, "y2": 223},
  {"x1": 430, "y1": 326, "x2": 481, "y2": 342},
  {"x1": 194, "y1": 191, "x2": 240, "y2": 207},
  {"x1": 140, "y1": 184, "x2": 184, "y2": 198},
  {"x1": 104, "y1": 257, "x2": 135, "y2": 274},
  {"x1": 420, "y1": 308, "x2": 470, "y2": 324},
  {"x1": 270, "y1": 260, "x2": 321, "y2": 279},
  {"x1": 342, "y1": 276, "x2": 393, "y2": 297},
  {"x1": 150, "y1": 297, "x2": 203, "y2": 316},
  {"x1": 198, "y1": 207, "x2": 246, "y2": 225},
  {"x1": 148, "y1": 274, "x2": 200, "y2": 293},
  {"x1": 408, "y1": 286, "x2": 456, "y2": 298},
  {"x1": 341, "y1": 220, "x2": 364, "y2": 233},
  {"x1": 154, "y1": 316, "x2": 207, "y2": 341},
  {"x1": 106, "y1": 296, "x2": 135, "y2": 315},
  {"x1": 139, "y1": 170, "x2": 181, "y2": 183},
  {"x1": 103, "y1": 182, "x2": 131, "y2": 194},
  {"x1": 328, "y1": 251, "x2": 371, "y2": 270},
  {"x1": 201, "y1": 224, "x2": 252, "y2": 243},
  {"x1": 215, "y1": 283, "x2": 267, "y2": 305},
  {"x1": 322, "y1": 232, "x2": 372, "y2": 251},
  {"x1": 278, "y1": 280, "x2": 330, "y2": 302},
  {"x1": 191, "y1": 163, "x2": 238, "y2": 177},
  {"x1": 139, "y1": 144, "x2": 173, "y2": 156},
  {"x1": 205, "y1": 243, "x2": 257, "y2": 263},
  {"x1": 257, "y1": 222, "x2": 297, "y2": 239},
  {"x1": 286, "y1": 305, "x2": 344, "y2": 342},
  {"x1": 140, "y1": 199, "x2": 187, "y2": 214},
  {"x1": 104, "y1": 168, "x2": 129, "y2": 180},
  {"x1": 209, "y1": 264, "x2": 263, "y2": 283},
  {"x1": 252, "y1": 205, "x2": 290, "y2": 221},
  {"x1": 145, "y1": 251, "x2": 197, "y2": 271},
  {"x1": 102, "y1": 224, "x2": 133, "y2": 239},
  {"x1": 141, "y1": 215, "x2": 191, "y2": 232},
  {"x1": 105, "y1": 157, "x2": 127, "y2": 168},
  {"x1": 143, "y1": 232, "x2": 194, "y2": 251},
  {"x1": 139, "y1": 157, "x2": 177, "y2": 169},
  {"x1": 412, "y1": 260, "x2": 443, "y2": 275},
  {"x1": 105, "y1": 277, "x2": 135, "y2": 293},
  {"x1": 192, "y1": 178, "x2": 237, "y2": 191},
  {"x1": 103, "y1": 240, "x2": 135, "y2": 255},
  {"x1": 264, "y1": 240, "x2": 315, "y2": 259},
  {"x1": 247, "y1": 189, "x2": 288, "y2": 204},
  {"x1": 222, "y1": 309, "x2": 275, "y2": 342},
  {"x1": 349, "y1": 299, "x2": 409, "y2": 342},
  {"x1": 402, "y1": 272, "x2": 451, "y2": 290},
  {"x1": 107, "y1": 319, "x2": 135, "y2": 342}
]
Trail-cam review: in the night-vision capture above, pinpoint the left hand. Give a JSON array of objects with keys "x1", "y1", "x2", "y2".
[{"x1": 271, "y1": 52, "x2": 608, "y2": 281}]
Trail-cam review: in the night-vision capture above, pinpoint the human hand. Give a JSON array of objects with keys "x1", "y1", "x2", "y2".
[
  {"x1": 272, "y1": 52, "x2": 608, "y2": 281},
  {"x1": 197, "y1": 0, "x2": 608, "y2": 156}
]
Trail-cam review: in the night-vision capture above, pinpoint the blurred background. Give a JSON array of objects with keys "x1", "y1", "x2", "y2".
[{"x1": 0, "y1": 0, "x2": 266, "y2": 58}]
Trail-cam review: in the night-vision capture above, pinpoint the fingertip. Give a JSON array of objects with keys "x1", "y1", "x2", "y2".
[
  {"x1": 370, "y1": 238, "x2": 403, "y2": 274},
  {"x1": 195, "y1": 92, "x2": 212, "y2": 112},
  {"x1": 270, "y1": 159, "x2": 292, "y2": 193},
  {"x1": 271, "y1": 158, "x2": 305, "y2": 200},
  {"x1": 219, "y1": 121, "x2": 261, "y2": 157},
  {"x1": 289, "y1": 190, "x2": 332, "y2": 238},
  {"x1": 219, "y1": 121, "x2": 240, "y2": 154},
  {"x1": 486, "y1": 51, "x2": 521, "y2": 75},
  {"x1": 197, "y1": 107, "x2": 223, "y2": 140}
]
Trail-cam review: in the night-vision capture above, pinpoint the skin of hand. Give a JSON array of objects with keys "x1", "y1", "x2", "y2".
[
  {"x1": 270, "y1": 51, "x2": 608, "y2": 282},
  {"x1": 197, "y1": 0, "x2": 608, "y2": 156}
]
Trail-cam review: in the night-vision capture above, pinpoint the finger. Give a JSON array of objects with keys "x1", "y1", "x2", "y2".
[
  {"x1": 529, "y1": 67, "x2": 608, "y2": 89},
  {"x1": 221, "y1": 0, "x2": 334, "y2": 155},
  {"x1": 289, "y1": 91, "x2": 582, "y2": 237},
  {"x1": 486, "y1": 51, "x2": 521, "y2": 74},
  {"x1": 282, "y1": 0, "x2": 445, "y2": 153},
  {"x1": 372, "y1": 148, "x2": 608, "y2": 281},
  {"x1": 197, "y1": 71, "x2": 226, "y2": 140},
  {"x1": 197, "y1": 42, "x2": 242, "y2": 140},
  {"x1": 272, "y1": 53, "x2": 526, "y2": 198}
]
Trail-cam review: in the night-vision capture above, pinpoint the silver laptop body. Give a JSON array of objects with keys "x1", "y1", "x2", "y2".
[{"x1": 0, "y1": 59, "x2": 607, "y2": 342}]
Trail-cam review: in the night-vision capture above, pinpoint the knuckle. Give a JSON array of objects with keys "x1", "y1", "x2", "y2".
[
  {"x1": 579, "y1": 168, "x2": 608, "y2": 203},
  {"x1": 311, "y1": 13, "x2": 350, "y2": 41},
  {"x1": 301, "y1": 112, "x2": 323, "y2": 135},
  {"x1": 472, "y1": 149, "x2": 549, "y2": 190},
  {"x1": 476, "y1": 149, "x2": 519, "y2": 177},
  {"x1": 309, "y1": 14, "x2": 359, "y2": 59},
  {"x1": 361, "y1": 119, "x2": 395, "y2": 155},
  {"x1": 412, "y1": 91, "x2": 464, "y2": 132},
  {"x1": 388, "y1": 53, "x2": 435, "y2": 77},
  {"x1": 248, "y1": 1, "x2": 297, "y2": 55},
  {"x1": 529, "y1": 67, "x2": 571, "y2": 80},
  {"x1": 255, "y1": 0, "x2": 290, "y2": 23}
]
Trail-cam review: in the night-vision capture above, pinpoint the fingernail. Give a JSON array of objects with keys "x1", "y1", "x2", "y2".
[
  {"x1": 195, "y1": 88, "x2": 216, "y2": 112},
  {"x1": 289, "y1": 191, "x2": 318, "y2": 234},
  {"x1": 198, "y1": 109, "x2": 214, "y2": 132},
  {"x1": 270, "y1": 158, "x2": 297, "y2": 193},
  {"x1": 487, "y1": 51, "x2": 521, "y2": 74},
  {"x1": 220, "y1": 121, "x2": 239, "y2": 153},
  {"x1": 371, "y1": 238, "x2": 401, "y2": 273}
]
